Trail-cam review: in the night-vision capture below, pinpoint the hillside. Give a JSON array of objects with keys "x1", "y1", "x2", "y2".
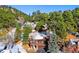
[
  {"x1": 0, "y1": 5, "x2": 29, "y2": 29},
  {"x1": 0, "y1": 5, "x2": 79, "y2": 40}
]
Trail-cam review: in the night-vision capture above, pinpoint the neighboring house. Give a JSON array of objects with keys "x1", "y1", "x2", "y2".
[{"x1": 64, "y1": 34, "x2": 76, "y2": 42}]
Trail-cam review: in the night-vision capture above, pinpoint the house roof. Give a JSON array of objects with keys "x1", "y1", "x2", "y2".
[
  {"x1": 32, "y1": 32, "x2": 44, "y2": 40},
  {"x1": 64, "y1": 34, "x2": 76, "y2": 41}
]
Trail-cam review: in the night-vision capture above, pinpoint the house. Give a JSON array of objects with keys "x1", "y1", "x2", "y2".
[
  {"x1": 29, "y1": 30, "x2": 45, "y2": 49},
  {"x1": 64, "y1": 33, "x2": 76, "y2": 42}
]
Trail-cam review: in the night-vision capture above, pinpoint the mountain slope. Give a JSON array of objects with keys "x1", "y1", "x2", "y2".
[{"x1": 0, "y1": 5, "x2": 29, "y2": 29}]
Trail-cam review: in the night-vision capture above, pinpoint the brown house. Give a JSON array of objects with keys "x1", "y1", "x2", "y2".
[{"x1": 29, "y1": 31, "x2": 45, "y2": 49}]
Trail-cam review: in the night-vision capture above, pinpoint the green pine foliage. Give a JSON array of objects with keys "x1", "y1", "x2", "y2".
[
  {"x1": 48, "y1": 30, "x2": 59, "y2": 53},
  {"x1": 23, "y1": 26, "x2": 32, "y2": 43},
  {"x1": 0, "y1": 5, "x2": 29, "y2": 29}
]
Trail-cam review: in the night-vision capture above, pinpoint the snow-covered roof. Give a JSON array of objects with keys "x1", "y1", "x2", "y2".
[{"x1": 32, "y1": 32, "x2": 44, "y2": 40}]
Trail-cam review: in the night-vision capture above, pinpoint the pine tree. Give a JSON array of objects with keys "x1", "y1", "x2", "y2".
[
  {"x1": 23, "y1": 26, "x2": 32, "y2": 43},
  {"x1": 48, "y1": 30, "x2": 59, "y2": 53}
]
